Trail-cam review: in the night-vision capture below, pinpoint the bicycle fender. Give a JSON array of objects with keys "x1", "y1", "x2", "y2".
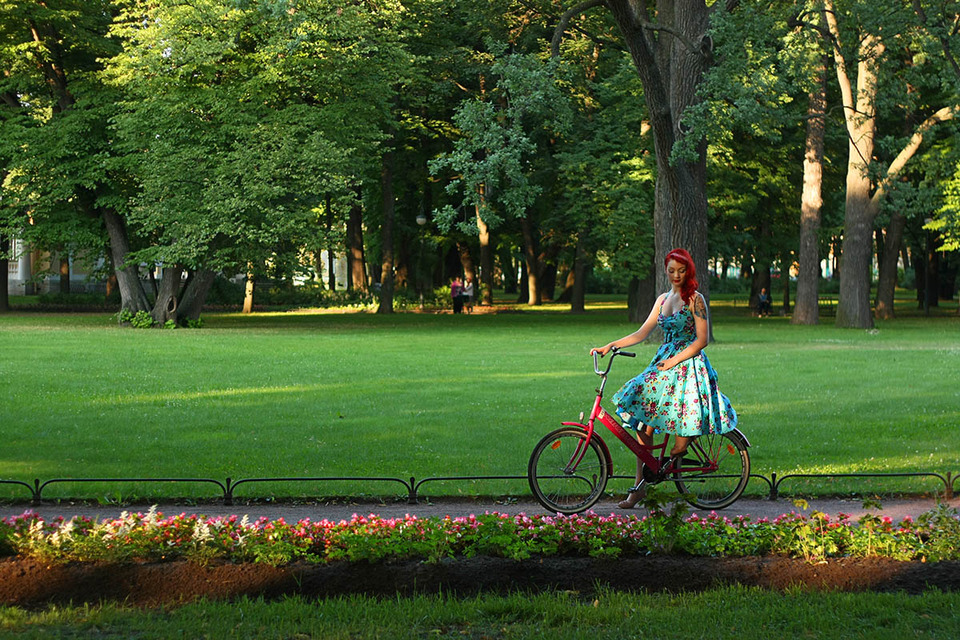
[
  {"x1": 731, "y1": 428, "x2": 751, "y2": 448},
  {"x1": 560, "y1": 423, "x2": 615, "y2": 477}
]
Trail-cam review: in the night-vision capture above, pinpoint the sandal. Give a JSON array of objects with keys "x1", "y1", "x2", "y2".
[{"x1": 617, "y1": 483, "x2": 646, "y2": 509}]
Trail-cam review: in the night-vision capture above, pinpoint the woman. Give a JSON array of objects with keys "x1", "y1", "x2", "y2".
[{"x1": 591, "y1": 249, "x2": 738, "y2": 508}]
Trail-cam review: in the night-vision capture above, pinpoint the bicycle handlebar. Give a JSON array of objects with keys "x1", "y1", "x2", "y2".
[{"x1": 593, "y1": 346, "x2": 636, "y2": 376}]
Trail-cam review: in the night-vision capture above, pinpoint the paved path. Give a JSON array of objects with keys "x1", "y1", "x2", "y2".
[{"x1": 2, "y1": 495, "x2": 957, "y2": 524}]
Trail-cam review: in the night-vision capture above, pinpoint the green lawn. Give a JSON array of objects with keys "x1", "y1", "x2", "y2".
[
  {"x1": 2, "y1": 588, "x2": 960, "y2": 639},
  {"x1": 0, "y1": 296, "x2": 957, "y2": 501}
]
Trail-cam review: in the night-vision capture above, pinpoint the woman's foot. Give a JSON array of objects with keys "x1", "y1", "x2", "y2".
[
  {"x1": 617, "y1": 484, "x2": 646, "y2": 509},
  {"x1": 659, "y1": 450, "x2": 687, "y2": 478}
]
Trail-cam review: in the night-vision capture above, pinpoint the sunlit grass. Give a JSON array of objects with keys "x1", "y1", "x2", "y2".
[{"x1": 0, "y1": 300, "x2": 957, "y2": 501}]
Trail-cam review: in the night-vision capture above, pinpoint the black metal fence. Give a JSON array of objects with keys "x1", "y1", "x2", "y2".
[{"x1": 1, "y1": 469, "x2": 955, "y2": 505}]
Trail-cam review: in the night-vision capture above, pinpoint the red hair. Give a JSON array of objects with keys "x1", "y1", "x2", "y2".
[{"x1": 665, "y1": 248, "x2": 698, "y2": 304}]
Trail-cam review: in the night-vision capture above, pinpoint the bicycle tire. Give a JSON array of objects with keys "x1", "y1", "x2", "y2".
[
  {"x1": 528, "y1": 427, "x2": 609, "y2": 515},
  {"x1": 674, "y1": 430, "x2": 750, "y2": 510}
]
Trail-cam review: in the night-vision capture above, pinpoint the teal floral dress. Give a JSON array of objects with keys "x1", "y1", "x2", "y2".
[{"x1": 612, "y1": 294, "x2": 737, "y2": 437}]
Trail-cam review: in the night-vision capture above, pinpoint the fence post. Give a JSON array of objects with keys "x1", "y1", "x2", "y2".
[
  {"x1": 769, "y1": 472, "x2": 778, "y2": 500},
  {"x1": 224, "y1": 477, "x2": 233, "y2": 506},
  {"x1": 408, "y1": 476, "x2": 418, "y2": 504},
  {"x1": 947, "y1": 472, "x2": 954, "y2": 500}
]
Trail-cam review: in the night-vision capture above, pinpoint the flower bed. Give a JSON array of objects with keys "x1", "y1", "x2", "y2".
[{"x1": 2, "y1": 504, "x2": 958, "y2": 566}]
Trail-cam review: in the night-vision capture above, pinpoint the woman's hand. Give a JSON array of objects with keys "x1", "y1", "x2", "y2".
[
  {"x1": 590, "y1": 345, "x2": 613, "y2": 357},
  {"x1": 656, "y1": 357, "x2": 676, "y2": 371}
]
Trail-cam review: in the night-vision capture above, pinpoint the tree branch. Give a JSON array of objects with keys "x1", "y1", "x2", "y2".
[
  {"x1": 551, "y1": 0, "x2": 607, "y2": 57},
  {"x1": 872, "y1": 105, "x2": 959, "y2": 205},
  {"x1": 638, "y1": 22, "x2": 699, "y2": 56}
]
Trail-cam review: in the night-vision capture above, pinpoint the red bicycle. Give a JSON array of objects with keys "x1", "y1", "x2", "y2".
[{"x1": 528, "y1": 348, "x2": 751, "y2": 515}]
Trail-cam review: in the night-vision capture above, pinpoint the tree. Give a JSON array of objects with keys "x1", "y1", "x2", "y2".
[
  {"x1": 0, "y1": 0, "x2": 125, "y2": 306},
  {"x1": 793, "y1": 0, "x2": 960, "y2": 326},
  {"x1": 429, "y1": 48, "x2": 572, "y2": 305},
  {"x1": 103, "y1": 0, "x2": 406, "y2": 322},
  {"x1": 554, "y1": 54, "x2": 656, "y2": 314},
  {"x1": 793, "y1": 57, "x2": 828, "y2": 325}
]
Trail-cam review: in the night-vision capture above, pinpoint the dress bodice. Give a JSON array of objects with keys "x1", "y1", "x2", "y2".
[{"x1": 658, "y1": 300, "x2": 696, "y2": 349}]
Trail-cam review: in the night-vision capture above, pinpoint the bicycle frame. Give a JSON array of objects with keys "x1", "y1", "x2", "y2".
[{"x1": 559, "y1": 349, "x2": 718, "y2": 479}]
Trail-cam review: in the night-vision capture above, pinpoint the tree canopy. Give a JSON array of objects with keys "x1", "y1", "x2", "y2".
[{"x1": 1, "y1": 0, "x2": 957, "y2": 322}]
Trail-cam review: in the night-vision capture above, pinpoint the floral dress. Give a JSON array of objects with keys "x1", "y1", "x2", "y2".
[{"x1": 611, "y1": 294, "x2": 738, "y2": 437}]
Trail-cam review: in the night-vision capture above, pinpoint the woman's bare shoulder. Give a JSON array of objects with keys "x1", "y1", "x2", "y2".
[{"x1": 690, "y1": 291, "x2": 708, "y2": 318}]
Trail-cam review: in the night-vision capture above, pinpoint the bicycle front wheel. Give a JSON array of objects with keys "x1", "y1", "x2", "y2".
[
  {"x1": 528, "y1": 427, "x2": 609, "y2": 515},
  {"x1": 674, "y1": 430, "x2": 750, "y2": 510}
]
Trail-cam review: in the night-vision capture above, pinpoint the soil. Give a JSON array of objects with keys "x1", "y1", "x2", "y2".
[{"x1": 1, "y1": 555, "x2": 958, "y2": 607}]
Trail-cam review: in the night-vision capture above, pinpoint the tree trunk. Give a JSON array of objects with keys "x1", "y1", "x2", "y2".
[
  {"x1": 874, "y1": 210, "x2": 906, "y2": 319},
  {"x1": 177, "y1": 269, "x2": 216, "y2": 323},
  {"x1": 606, "y1": 0, "x2": 712, "y2": 331},
  {"x1": 151, "y1": 266, "x2": 183, "y2": 325},
  {"x1": 502, "y1": 246, "x2": 518, "y2": 294},
  {"x1": 325, "y1": 194, "x2": 336, "y2": 291},
  {"x1": 782, "y1": 262, "x2": 791, "y2": 314},
  {"x1": 377, "y1": 150, "x2": 396, "y2": 314},
  {"x1": 0, "y1": 234, "x2": 9, "y2": 312},
  {"x1": 750, "y1": 263, "x2": 771, "y2": 310},
  {"x1": 457, "y1": 241, "x2": 476, "y2": 287},
  {"x1": 792, "y1": 57, "x2": 827, "y2": 325},
  {"x1": 346, "y1": 194, "x2": 367, "y2": 293},
  {"x1": 59, "y1": 254, "x2": 70, "y2": 295},
  {"x1": 570, "y1": 234, "x2": 588, "y2": 314},
  {"x1": 243, "y1": 267, "x2": 255, "y2": 314},
  {"x1": 517, "y1": 260, "x2": 528, "y2": 303},
  {"x1": 826, "y1": 11, "x2": 883, "y2": 328},
  {"x1": 520, "y1": 216, "x2": 540, "y2": 305},
  {"x1": 475, "y1": 196, "x2": 494, "y2": 306},
  {"x1": 628, "y1": 258, "x2": 657, "y2": 325},
  {"x1": 924, "y1": 236, "x2": 939, "y2": 313},
  {"x1": 102, "y1": 209, "x2": 150, "y2": 314}
]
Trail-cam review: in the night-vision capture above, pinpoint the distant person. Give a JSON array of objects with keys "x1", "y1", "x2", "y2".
[
  {"x1": 757, "y1": 287, "x2": 772, "y2": 317},
  {"x1": 451, "y1": 277, "x2": 464, "y2": 314},
  {"x1": 591, "y1": 248, "x2": 738, "y2": 509},
  {"x1": 463, "y1": 277, "x2": 475, "y2": 313}
]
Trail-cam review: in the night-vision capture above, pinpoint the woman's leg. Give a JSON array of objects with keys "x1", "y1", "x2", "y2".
[{"x1": 619, "y1": 426, "x2": 654, "y2": 509}]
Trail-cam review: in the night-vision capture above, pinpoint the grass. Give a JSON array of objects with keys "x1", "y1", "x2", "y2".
[
  {"x1": 1, "y1": 587, "x2": 960, "y2": 639},
  {"x1": 0, "y1": 293, "x2": 957, "y2": 501}
]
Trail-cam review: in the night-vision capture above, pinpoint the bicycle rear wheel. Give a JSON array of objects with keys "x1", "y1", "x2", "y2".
[
  {"x1": 528, "y1": 427, "x2": 609, "y2": 515},
  {"x1": 674, "y1": 430, "x2": 750, "y2": 510}
]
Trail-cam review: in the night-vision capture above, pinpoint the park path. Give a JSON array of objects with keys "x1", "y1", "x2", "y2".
[{"x1": 2, "y1": 495, "x2": 957, "y2": 524}]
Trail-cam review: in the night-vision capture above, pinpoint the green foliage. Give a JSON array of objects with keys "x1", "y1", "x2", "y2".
[
  {"x1": 3, "y1": 504, "x2": 958, "y2": 566},
  {"x1": 0, "y1": 0, "x2": 118, "y2": 263},
  {"x1": 117, "y1": 308, "x2": 155, "y2": 328},
  {"x1": 130, "y1": 310, "x2": 155, "y2": 329},
  {"x1": 930, "y1": 156, "x2": 960, "y2": 251},
  {"x1": 103, "y1": 0, "x2": 409, "y2": 274},
  {"x1": 429, "y1": 45, "x2": 572, "y2": 232},
  {"x1": 555, "y1": 54, "x2": 656, "y2": 280}
]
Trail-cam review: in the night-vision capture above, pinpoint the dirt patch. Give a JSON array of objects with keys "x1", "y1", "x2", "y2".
[{"x1": 1, "y1": 555, "x2": 957, "y2": 607}]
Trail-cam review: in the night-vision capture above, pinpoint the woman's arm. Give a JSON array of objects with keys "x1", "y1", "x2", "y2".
[
  {"x1": 657, "y1": 292, "x2": 709, "y2": 370},
  {"x1": 591, "y1": 294, "x2": 665, "y2": 356}
]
